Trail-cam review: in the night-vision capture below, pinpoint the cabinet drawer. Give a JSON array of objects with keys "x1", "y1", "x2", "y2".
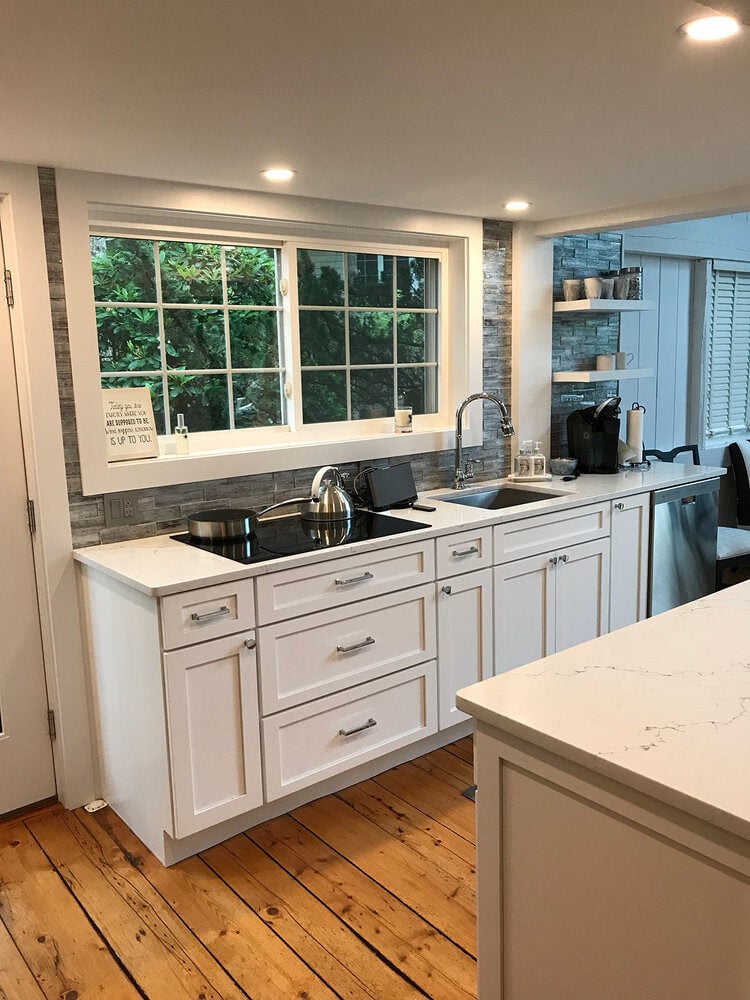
[
  {"x1": 494, "y1": 503, "x2": 610, "y2": 564},
  {"x1": 262, "y1": 661, "x2": 438, "y2": 801},
  {"x1": 258, "y1": 584, "x2": 436, "y2": 714},
  {"x1": 436, "y1": 526, "x2": 492, "y2": 577},
  {"x1": 160, "y1": 579, "x2": 255, "y2": 650},
  {"x1": 256, "y1": 539, "x2": 434, "y2": 624}
]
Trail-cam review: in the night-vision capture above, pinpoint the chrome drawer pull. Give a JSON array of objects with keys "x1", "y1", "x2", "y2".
[
  {"x1": 244, "y1": 637, "x2": 257, "y2": 650},
  {"x1": 549, "y1": 556, "x2": 559, "y2": 565},
  {"x1": 614, "y1": 502, "x2": 625, "y2": 511},
  {"x1": 442, "y1": 584, "x2": 452, "y2": 595},
  {"x1": 339, "y1": 717, "x2": 377, "y2": 737},
  {"x1": 191, "y1": 605, "x2": 231, "y2": 622},
  {"x1": 335, "y1": 571, "x2": 374, "y2": 587},
  {"x1": 452, "y1": 545, "x2": 479, "y2": 557},
  {"x1": 336, "y1": 635, "x2": 375, "y2": 653}
]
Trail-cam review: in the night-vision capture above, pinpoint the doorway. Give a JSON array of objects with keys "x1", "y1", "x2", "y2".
[{"x1": 0, "y1": 224, "x2": 56, "y2": 816}]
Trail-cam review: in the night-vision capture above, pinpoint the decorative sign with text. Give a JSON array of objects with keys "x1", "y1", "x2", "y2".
[{"x1": 102, "y1": 387, "x2": 160, "y2": 462}]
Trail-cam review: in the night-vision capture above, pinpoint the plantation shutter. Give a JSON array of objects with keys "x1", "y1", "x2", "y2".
[{"x1": 705, "y1": 262, "x2": 750, "y2": 440}]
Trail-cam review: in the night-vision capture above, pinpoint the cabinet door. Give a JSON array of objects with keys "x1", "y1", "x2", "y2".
[
  {"x1": 164, "y1": 632, "x2": 263, "y2": 838},
  {"x1": 554, "y1": 539, "x2": 610, "y2": 654},
  {"x1": 494, "y1": 553, "x2": 555, "y2": 674},
  {"x1": 609, "y1": 495, "x2": 650, "y2": 632},
  {"x1": 437, "y1": 568, "x2": 493, "y2": 728}
]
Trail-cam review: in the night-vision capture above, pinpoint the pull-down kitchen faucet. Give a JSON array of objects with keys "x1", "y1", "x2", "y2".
[{"x1": 454, "y1": 392, "x2": 515, "y2": 489}]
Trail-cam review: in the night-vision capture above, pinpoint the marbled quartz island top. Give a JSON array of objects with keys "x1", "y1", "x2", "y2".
[{"x1": 457, "y1": 582, "x2": 750, "y2": 842}]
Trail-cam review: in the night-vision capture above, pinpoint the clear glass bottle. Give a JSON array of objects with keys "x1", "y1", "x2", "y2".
[{"x1": 175, "y1": 412, "x2": 189, "y2": 455}]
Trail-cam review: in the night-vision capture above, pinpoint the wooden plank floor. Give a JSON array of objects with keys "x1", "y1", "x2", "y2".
[{"x1": 0, "y1": 737, "x2": 476, "y2": 999}]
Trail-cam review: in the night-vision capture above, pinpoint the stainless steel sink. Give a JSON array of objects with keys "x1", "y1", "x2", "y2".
[{"x1": 435, "y1": 486, "x2": 563, "y2": 510}]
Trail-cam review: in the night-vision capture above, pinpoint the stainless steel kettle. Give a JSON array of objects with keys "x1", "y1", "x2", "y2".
[
  {"x1": 305, "y1": 466, "x2": 356, "y2": 521},
  {"x1": 256, "y1": 465, "x2": 356, "y2": 522}
]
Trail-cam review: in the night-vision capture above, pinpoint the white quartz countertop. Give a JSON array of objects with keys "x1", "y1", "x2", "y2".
[
  {"x1": 457, "y1": 581, "x2": 750, "y2": 842},
  {"x1": 74, "y1": 464, "x2": 723, "y2": 597}
]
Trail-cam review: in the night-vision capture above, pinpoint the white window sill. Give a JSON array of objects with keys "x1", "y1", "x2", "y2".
[{"x1": 82, "y1": 424, "x2": 478, "y2": 495}]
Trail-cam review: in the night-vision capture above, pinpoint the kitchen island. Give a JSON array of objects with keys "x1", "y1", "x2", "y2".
[{"x1": 457, "y1": 582, "x2": 750, "y2": 1000}]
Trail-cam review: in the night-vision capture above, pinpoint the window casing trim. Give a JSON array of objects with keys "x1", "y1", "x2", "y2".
[{"x1": 57, "y1": 170, "x2": 483, "y2": 495}]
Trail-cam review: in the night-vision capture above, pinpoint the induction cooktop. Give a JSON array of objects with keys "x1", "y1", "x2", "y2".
[{"x1": 171, "y1": 510, "x2": 430, "y2": 566}]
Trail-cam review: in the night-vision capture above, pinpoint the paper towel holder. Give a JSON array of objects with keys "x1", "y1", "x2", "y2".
[{"x1": 622, "y1": 402, "x2": 650, "y2": 470}]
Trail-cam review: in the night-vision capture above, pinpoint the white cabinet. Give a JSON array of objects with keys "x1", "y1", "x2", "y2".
[
  {"x1": 164, "y1": 632, "x2": 263, "y2": 838},
  {"x1": 494, "y1": 538, "x2": 610, "y2": 673},
  {"x1": 436, "y1": 526, "x2": 492, "y2": 578},
  {"x1": 262, "y1": 661, "x2": 438, "y2": 800},
  {"x1": 609, "y1": 495, "x2": 650, "y2": 632},
  {"x1": 437, "y1": 569, "x2": 494, "y2": 728}
]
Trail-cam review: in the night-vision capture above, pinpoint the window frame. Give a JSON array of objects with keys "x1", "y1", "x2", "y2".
[
  {"x1": 57, "y1": 170, "x2": 483, "y2": 495},
  {"x1": 691, "y1": 257, "x2": 750, "y2": 450}
]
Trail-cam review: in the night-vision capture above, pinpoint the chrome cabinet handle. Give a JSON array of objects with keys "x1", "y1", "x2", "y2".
[
  {"x1": 614, "y1": 502, "x2": 625, "y2": 511},
  {"x1": 442, "y1": 584, "x2": 452, "y2": 595},
  {"x1": 336, "y1": 635, "x2": 375, "y2": 653},
  {"x1": 335, "y1": 571, "x2": 374, "y2": 587},
  {"x1": 549, "y1": 556, "x2": 559, "y2": 566},
  {"x1": 339, "y1": 717, "x2": 377, "y2": 737},
  {"x1": 244, "y1": 637, "x2": 257, "y2": 650},
  {"x1": 191, "y1": 605, "x2": 231, "y2": 622},
  {"x1": 452, "y1": 545, "x2": 479, "y2": 557},
  {"x1": 559, "y1": 553, "x2": 569, "y2": 563}
]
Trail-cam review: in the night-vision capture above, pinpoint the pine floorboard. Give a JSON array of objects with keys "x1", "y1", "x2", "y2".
[{"x1": 0, "y1": 738, "x2": 476, "y2": 999}]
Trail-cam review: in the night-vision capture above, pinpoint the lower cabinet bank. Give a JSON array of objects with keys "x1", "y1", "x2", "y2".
[{"x1": 79, "y1": 494, "x2": 652, "y2": 865}]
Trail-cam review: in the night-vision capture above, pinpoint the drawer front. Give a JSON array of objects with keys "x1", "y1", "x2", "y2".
[
  {"x1": 161, "y1": 580, "x2": 255, "y2": 650},
  {"x1": 262, "y1": 661, "x2": 438, "y2": 801},
  {"x1": 494, "y1": 503, "x2": 610, "y2": 564},
  {"x1": 258, "y1": 584, "x2": 436, "y2": 714},
  {"x1": 256, "y1": 539, "x2": 434, "y2": 625},
  {"x1": 436, "y1": 526, "x2": 492, "y2": 578}
]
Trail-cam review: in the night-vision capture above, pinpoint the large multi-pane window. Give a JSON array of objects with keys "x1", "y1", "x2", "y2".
[
  {"x1": 92, "y1": 237, "x2": 285, "y2": 434},
  {"x1": 91, "y1": 236, "x2": 440, "y2": 434},
  {"x1": 298, "y1": 248, "x2": 438, "y2": 423}
]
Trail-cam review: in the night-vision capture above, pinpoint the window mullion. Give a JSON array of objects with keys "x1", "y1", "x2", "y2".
[
  {"x1": 152, "y1": 239, "x2": 170, "y2": 434},
  {"x1": 392, "y1": 255, "x2": 398, "y2": 411},
  {"x1": 221, "y1": 247, "x2": 235, "y2": 431},
  {"x1": 344, "y1": 253, "x2": 352, "y2": 420},
  {"x1": 282, "y1": 243, "x2": 302, "y2": 429}
]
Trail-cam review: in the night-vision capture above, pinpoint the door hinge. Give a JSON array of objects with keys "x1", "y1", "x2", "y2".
[
  {"x1": 4, "y1": 269, "x2": 14, "y2": 307},
  {"x1": 47, "y1": 709, "x2": 57, "y2": 741},
  {"x1": 27, "y1": 498, "x2": 37, "y2": 534}
]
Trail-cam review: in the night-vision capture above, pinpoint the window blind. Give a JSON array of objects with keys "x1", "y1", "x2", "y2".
[{"x1": 705, "y1": 265, "x2": 750, "y2": 439}]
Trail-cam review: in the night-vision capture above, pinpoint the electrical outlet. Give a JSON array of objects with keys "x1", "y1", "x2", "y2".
[{"x1": 103, "y1": 491, "x2": 141, "y2": 527}]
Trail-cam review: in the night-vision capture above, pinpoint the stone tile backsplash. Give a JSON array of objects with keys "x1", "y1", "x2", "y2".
[
  {"x1": 550, "y1": 232, "x2": 623, "y2": 455},
  {"x1": 38, "y1": 168, "x2": 513, "y2": 547}
]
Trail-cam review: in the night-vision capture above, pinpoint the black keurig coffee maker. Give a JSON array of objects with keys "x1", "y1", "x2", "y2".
[{"x1": 566, "y1": 396, "x2": 621, "y2": 474}]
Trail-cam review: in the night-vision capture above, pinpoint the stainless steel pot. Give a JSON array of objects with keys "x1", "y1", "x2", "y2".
[{"x1": 187, "y1": 508, "x2": 257, "y2": 542}]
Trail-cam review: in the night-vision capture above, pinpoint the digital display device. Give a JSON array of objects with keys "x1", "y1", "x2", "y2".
[{"x1": 365, "y1": 462, "x2": 418, "y2": 511}]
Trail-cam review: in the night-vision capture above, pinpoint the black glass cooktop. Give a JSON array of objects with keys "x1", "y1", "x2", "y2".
[{"x1": 171, "y1": 510, "x2": 430, "y2": 565}]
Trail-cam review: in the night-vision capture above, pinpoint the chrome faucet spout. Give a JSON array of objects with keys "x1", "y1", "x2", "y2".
[{"x1": 453, "y1": 392, "x2": 515, "y2": 489}]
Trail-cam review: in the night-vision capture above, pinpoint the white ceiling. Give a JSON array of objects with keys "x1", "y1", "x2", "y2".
[{"x1": 2, "y1": 0, "x2": 750, "y2": 226}]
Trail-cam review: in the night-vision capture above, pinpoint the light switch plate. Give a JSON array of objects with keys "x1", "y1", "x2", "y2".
[{"x1": 103, "y1": 490, "x2": 141, "y2": 527}]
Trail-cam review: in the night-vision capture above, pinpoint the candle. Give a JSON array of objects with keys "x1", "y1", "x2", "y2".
[{"x1": 394, "y1": 406, "x2": 413, "y2": 433}]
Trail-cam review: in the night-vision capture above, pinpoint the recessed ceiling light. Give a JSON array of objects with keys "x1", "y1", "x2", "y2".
[
  {"x1": 681, "y1": 14, "x2": 740, "y2": 40},
  {"x1": 504, "y1": 200, "x2": 531, "y2": 212},
  {"x1": 260, "y1": 167, "x2": 297, "y2": 182}
]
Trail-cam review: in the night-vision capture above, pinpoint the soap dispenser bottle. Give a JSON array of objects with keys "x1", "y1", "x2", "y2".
[
  {"x1": 532, "y1": 441, "x2": 546, "y2": 478},
  {"x1": 514, "y1": 440, "x2": 533, "y2": 479},
  {"x1": 175, "y1": 412, "x2": 189, "y2": 455}
]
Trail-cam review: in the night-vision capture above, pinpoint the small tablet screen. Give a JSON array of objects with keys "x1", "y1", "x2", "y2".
[{"x1": 366, "y1": 463, "x2": 418, "y2": 511}]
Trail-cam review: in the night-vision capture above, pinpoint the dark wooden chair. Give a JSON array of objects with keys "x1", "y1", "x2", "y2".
[{"x1": 643, "y1": 444, "x2": 700, "y2": 465}]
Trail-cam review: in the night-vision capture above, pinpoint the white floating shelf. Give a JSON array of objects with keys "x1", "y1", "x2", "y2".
[
  {"x1": 553, "y1": 299, "x2": 655, "y2": 313},
  {"x1": 553, "y1": 368, "x2": 654, "y2": 383}
]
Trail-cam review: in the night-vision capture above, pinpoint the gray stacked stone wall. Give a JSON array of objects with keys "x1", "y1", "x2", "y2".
[
  {"x1": 551, "y1": 233, "x2": 623, "y2": 455},
  {"x1": 38, "y1": 168, "x2": 513, "y2": 547}
]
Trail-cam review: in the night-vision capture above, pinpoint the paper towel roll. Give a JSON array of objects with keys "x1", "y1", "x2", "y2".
[{"x1": 626, "y1": 407, "x2": 643, "y2": 456}]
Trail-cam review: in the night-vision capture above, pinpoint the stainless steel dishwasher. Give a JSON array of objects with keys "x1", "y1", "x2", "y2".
[{"x1": 649, "y1": 478, "x2": 720, "y2": 616}]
